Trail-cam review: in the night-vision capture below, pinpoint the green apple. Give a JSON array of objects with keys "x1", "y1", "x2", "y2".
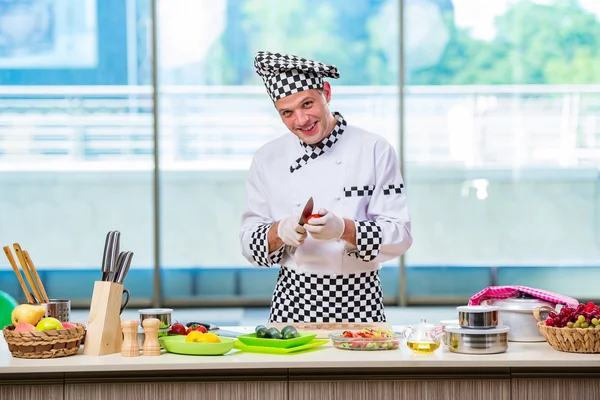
[{"x1": 35, "y1": 317, "x2": 63, "y2": 331}]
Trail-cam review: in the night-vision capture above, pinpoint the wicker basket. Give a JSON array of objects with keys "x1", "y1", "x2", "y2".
[
  {"x1": 534, "y1": 306, "x2": 600, "y2": 353},
  {"x1": 2, "y1": 323, "x2": 86, "y2": 359}
]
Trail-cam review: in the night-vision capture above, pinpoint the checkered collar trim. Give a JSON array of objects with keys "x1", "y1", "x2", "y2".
[{"x1": 290, "y1": 112, "x2": 346, "y2": 174}]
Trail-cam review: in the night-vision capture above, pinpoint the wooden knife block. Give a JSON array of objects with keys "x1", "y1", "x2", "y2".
[{"x1": 83, "y1": 281, "x2": 125, "y2": 356}]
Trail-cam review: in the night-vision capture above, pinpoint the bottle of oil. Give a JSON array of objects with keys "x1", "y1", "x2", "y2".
[
  {"x1": 406, "y1": 340, "x2": 440, "y2": 354},
  {"x1": 403, "y1": 318, "x2": 442, "y2": 354}
]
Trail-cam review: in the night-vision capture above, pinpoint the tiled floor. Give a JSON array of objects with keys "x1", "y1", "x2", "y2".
[{"x1": 71, "y1": 306, "x2": 458, "y2": 327}]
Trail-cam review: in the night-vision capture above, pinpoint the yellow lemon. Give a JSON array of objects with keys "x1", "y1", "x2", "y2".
[
  {"x1": 200, "y1": 333, "x2": 221, "y2": 343},
  {"x1": 185, "y1": 331, "x2": 204, "y2": 342}
]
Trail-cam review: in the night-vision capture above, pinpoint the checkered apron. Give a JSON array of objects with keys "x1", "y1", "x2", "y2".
[{"x1": 269, "y1": 266, "x2": 386, "y2": 323}]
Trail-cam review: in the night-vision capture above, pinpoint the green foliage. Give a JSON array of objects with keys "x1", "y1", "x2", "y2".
[
  {"x1": 203, "y1": 0, "x2": 600, "y2": 86},
  {"x1": 411, "y1": 0, "x2": 600, "y2": 85}
]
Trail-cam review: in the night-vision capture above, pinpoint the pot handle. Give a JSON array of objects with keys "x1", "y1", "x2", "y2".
[{"x1": 533, "y1": 305, "x2": 556, "y2": 322}]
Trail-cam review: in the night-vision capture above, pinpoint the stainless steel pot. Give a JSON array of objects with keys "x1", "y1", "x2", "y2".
[
  {"x1": 457, "y1": 305, "x2": 499, "y2": 329},
  {"x1": 489, "y1": 294, "x2": 555, "y2": 342},
  {"x1": 439, "y1": 319, "x2": 459, "y2": 345},
  {"x1": 445, "y1": 325, "x2": 509, "y2": 354},
  {"x1": 138, "y1": 308, "x2": 173, "y2": 330}
]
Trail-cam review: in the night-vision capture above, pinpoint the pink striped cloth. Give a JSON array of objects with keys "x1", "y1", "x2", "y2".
[{"x1": 468, "y1": 286, "x2": 579, "y2": 308}]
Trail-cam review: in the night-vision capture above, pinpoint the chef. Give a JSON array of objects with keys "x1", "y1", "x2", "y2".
[{"x1": 240, "y1": 51, "x2": 412, "y2": 323}]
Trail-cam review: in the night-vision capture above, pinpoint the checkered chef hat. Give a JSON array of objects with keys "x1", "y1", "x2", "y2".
[{"x1": 254, "y1": 51, "x2": 340, "y2": 103}]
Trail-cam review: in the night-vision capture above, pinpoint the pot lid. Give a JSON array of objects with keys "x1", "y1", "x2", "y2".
[
  {"x1": 138, "y1": 308, "x2": 173, "y2": 314},
  {"x1": 446, "y1": 324, "x2": 510, "y2": 334},
  {"x1": 492, "y1": 297, "x2": 554, "y2": 311},
  {"x1": 457, "y1": 305, "x2": 498, "y2": 313}
]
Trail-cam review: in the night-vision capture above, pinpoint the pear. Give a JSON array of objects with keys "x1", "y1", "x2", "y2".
[{"x1": 11, "y1": 304, "x2": 46, "y2": 326}]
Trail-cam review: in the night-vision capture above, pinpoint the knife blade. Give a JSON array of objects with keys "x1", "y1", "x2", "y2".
[
  {"x1": 298, "y1": 197, "x2": 314, "y2": 226},
  {"x1": 185, "y1": 322, "x2": 244, "y2": 338},
  {"x1": 101, "y1": 231, "x2": 114, "y2": 281}
]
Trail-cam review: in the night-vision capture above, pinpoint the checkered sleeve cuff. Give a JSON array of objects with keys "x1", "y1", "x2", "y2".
[
  {"x1": 383, "y1": 184, "x2": 404, "y2": 195},
  {"x1": 347, "y1": 220, "x2": 382, "y2": 262},
  {"x1": 249, "y1": 223, "x2": 284, "y2": 267}
]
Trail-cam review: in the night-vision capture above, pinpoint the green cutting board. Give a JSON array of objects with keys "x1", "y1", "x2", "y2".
[{"x1": 233, "y1": 339, "x2": 329, "y2": 354}]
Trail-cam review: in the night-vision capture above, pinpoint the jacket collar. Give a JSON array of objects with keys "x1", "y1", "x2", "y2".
[{"x1": 290, "y1": 112, "x2": 346, "y2": 173}]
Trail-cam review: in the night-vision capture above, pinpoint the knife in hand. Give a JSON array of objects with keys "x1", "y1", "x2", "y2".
[{"x1": 298, "y1": 197, "x2": 314, "y2": 226}]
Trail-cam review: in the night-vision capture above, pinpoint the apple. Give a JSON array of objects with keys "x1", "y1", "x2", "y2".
[
  {"x1": 14, "y1": 322, "x2": 36, "y2": 332},
  {"x1": 35, "y1": 317, "x2": 63, "y2": 331},
  {"x1": 11, "y1": 304, "x2": 46, "y2": 326},
  {"x1": 61, "y1": 322, "x2": 77, "y2": 329}
]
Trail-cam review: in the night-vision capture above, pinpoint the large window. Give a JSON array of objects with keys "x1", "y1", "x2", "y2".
[
  {"x1": 156, "y1": 0, "x2": 401, "y2": 304},
  {"x1": 0, "y1": 0, "x2": 155, "y2": 306},
  {"x1": 1, "y1": 0, "x2": 598, "y2": 308},
  {"x1": 403, "y1": 0, "x2": 600, "y2": 302}
]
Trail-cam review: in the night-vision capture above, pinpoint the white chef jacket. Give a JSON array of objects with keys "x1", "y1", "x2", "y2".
[{"x1": 239, "y1": 113, "x2": 412, "y2": 276}]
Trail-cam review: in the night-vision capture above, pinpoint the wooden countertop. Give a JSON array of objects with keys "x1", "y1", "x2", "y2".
[{"x1": 1, "y1": 325, "x2": 599, "y2": 374}]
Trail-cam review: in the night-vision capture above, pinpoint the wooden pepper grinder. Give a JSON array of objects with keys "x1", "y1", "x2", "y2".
[
  {"x1": 142, "y1": 318, "x2": 161, "y2": 356},
  {"x1": 121, "y1": 319, "x2": 140, "y2": 357}
]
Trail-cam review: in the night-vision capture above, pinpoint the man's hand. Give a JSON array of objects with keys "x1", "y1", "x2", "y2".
[
  {"x1": 304, "y1": 208, "x2": 345, "y2": 240},
  {"x1": 276, "y1": 215, "x2": 307, "y2": 247}
]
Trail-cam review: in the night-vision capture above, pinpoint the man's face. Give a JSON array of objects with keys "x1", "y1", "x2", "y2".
[{"x1": 274, "y1": 82, "x2": 337, "y2": 145}]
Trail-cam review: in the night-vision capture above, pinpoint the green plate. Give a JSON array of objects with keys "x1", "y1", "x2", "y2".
[
  {"x1": 234, "y1": 339, "x2": 329, "y2": 354},
  {"x1": 236, "y1": 332, "x2": 317, "y2": 348},
  {"x1": 159, "y1": 335, "x2": 235, "y2": 356}
]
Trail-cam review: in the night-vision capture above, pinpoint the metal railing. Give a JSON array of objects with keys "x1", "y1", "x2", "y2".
[{"x1": 0, "y1": 85, "x2": 599, "y2": 170}]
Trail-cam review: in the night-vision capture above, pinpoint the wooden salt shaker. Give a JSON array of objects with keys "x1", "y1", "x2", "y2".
[
  {"x1": 121, "y1": 319, "x2": 140, "y2": 357},
  {"x1": 142, "y1": 317, "x2": 161, "y2": 356}
]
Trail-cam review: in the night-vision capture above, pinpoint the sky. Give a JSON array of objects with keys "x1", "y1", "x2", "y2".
[{"x1": 452, "y1": 0, "x2": 600, "y2": 40}]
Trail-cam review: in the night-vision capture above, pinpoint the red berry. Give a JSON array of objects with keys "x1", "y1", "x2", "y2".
[
  {"x1": 546, "y1": 319, "x2": 554, "y2": 326},
  {"x1": 553, "y1": 317, "x2": 561, "y2": 326},
  {"x1": 587, "y1": 301, "x2": 595, "y2": 307},
  {"x1": 549, "y1": 312, "x2": 557, "y2": 319}
]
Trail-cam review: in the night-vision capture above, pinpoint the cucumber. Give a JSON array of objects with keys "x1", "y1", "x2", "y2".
[
  {"x1": 268, "y1": 327, "x2": 282, "y2": 339},
  {"x1": 256, "y1": 327, "x2": 269, "y2": 338},
  {"x1": 282, "y1": 327, "x2": 298, "y2": 339}
]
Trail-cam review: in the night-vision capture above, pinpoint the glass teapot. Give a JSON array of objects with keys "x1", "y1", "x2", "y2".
[{"x1": 403, "y1": 318, "x2": 443, "y2": 354}]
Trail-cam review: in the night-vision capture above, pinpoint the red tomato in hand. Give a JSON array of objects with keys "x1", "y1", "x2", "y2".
[{"x1": 306, "y1": 214, "x2": 321, "y2": 223}]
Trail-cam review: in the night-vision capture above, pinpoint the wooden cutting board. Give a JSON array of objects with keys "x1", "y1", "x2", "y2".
[{"x1": 268, "y1": 322, "x2": 392, "y2": 339}]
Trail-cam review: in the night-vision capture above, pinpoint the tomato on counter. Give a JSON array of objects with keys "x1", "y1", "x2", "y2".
[
  {"x1": 186, "y1": 323, "x2": 207, "y2": 334},
  {"x1": 168, "y1": 323, "x2": 187, "y2": 335}
]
